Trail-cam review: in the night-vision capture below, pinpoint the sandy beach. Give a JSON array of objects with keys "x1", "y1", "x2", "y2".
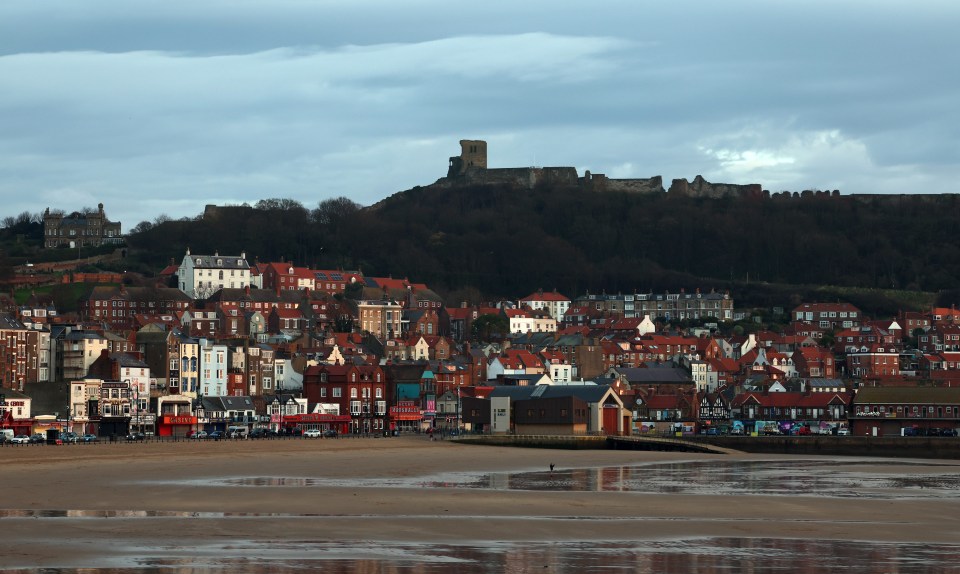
[{"x1": 3, "y1": 436, "x2": 960, "y2": 570}]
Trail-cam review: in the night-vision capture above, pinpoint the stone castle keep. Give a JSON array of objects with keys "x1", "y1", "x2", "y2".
[{"x1": 440, "y1": 139, "x2": 766, "y2": 199}]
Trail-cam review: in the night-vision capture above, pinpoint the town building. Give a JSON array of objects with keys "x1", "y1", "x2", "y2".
[
  {"x1": 177, "y1": 249, "x2": 251, "y2": 299},
  {"x1": 43, "y1": 203, "x2": 122, "y2": 249},
  {"x1": 0, "y1": 314, "x2": 51, "y2": 390},
  {"x1": 851, "y1": 387, "x2": 960, "y2": 436},
  {"x1": 572, "y1": 289, "x2": 733, "y2": 322},
  {"x1": 302, "y1": 364, "x2": 388, "y2": 435},
  {"x1": 792, "y1": 302, "x2": 862, "y2": 330},
  {"x1": 355, "y1": 299, "x2": 403, "y2": 339},
  {"x1": 519, "y1": 290, "x2": 571, "y2": 322}
]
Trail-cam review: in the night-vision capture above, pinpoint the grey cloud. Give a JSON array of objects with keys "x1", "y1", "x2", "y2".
[{"x1": 0, "y1": 1, "x2": 958, "y2": 227}]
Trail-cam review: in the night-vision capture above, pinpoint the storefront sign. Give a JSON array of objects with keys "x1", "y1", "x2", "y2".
[{"x1": 164, "y1": 415, "x2": 196, "y2": 425}]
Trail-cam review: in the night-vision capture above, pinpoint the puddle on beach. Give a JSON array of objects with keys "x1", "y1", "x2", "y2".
[
  {"x1": 7, "y1": 538, "x2": 960, "y2": 573},
  {"x1": 167, "y1": 459, "x2": 960, "y2": 500}
]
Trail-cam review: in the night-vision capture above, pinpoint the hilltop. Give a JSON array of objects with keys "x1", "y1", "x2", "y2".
[{"x1": 6, "y1": 140, "x2": 960, "y2": 315}]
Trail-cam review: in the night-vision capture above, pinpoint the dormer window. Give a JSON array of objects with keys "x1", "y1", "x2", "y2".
[
  {"x1": 217, "y1": 259, "x2": 223, "y2": 266},
  {"x1": 195, "y1": 258, "x2": 201, "y2": 265}
]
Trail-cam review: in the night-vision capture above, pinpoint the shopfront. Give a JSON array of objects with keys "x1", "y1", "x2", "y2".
[
  {"x1": 389, "y1": 401, "x2": 423, "y2": 432},
  {"x1": 281, "y1": 412, "x2": 352, "y2": 434},
  {"x1": 157, "y1": 414, "x2": 198, "y2": 437},
  {"x1": 0, "y1": 410, "x2": 32, "y2": 436}
]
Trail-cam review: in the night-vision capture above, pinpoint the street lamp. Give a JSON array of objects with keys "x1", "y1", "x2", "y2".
[
  {"x1": 123, "y1": 379, "x2": 133, "y2": 435},
  {"x1": 277, "y1": 380, "x2": 283, "y2": 435}
]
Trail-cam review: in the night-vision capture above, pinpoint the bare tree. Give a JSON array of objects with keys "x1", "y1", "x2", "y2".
[{"x1": 312, "y1": 197, "x2": 362, "y2": 226}]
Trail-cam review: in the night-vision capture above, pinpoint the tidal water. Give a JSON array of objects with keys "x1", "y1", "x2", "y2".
[
  {"x1": 7, "y1": 539, "x2": 960, "y2": 573},
  {"x1": 194, "y1": 458, "x2": 960, "y2": 500},
  {"x1": 8, "y1": 459, "x2": 960, "y2": 572}
]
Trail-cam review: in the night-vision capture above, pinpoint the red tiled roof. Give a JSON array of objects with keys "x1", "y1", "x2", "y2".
[{"x1": 520, "y1": 291, "x2": 570, "y2": 303}]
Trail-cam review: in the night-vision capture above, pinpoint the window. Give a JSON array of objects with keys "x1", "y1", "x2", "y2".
[
  {"x1": 351, "y1": 388, "x2": 358, "y2": 398},
  {"x1": 333, "y1": 387, "x2": 342, "y2": 398}
]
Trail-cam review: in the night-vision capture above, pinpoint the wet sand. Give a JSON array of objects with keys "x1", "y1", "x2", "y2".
[{"x1": 2, "y1": 436, "x2": 960, "y2": 569}]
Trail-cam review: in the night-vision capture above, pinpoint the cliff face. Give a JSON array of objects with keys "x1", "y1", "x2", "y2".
[{"x1": 668, "y1": 175, "x2": 765, "y2": 199}]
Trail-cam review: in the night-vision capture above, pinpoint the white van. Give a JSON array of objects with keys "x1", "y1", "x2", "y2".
[
  {"x1": 0, "y1": 429, "x2": 13, "y2": 441},
  {"x1": 227, "y1": 426, "x2": 247, "y2": 439}
]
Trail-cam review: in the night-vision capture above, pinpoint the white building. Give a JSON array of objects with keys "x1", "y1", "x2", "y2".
[
  {"x1": 505, "y1": 308, "x2": 557, "y2": 334},
  {"x1": 116, "y1": 355, "x2": 151, "y2": 415},
  {"x1": 199, "y1": 338, "x2": 229, "y2": 397},
  {"x1": 519, "y1": 290, "x2": 571, "y2": 322},
  {"x1": 178, "y1": 248, "x2": 251, "y2": 299}
]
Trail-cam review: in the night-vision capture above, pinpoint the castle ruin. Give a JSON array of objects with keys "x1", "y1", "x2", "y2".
[{"x1": 439, "y1": 139, "x2": 766, "y2": 199}]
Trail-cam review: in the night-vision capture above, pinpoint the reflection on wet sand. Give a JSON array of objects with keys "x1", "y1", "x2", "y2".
[
  {"x1": 8, "y1": 454, "x2": 960, "y2": 573},
  {"x1": 177, "y1": 459, "x2": 960, "y2": 499},
  {"x1": 5, "y1": 538, "x2": 960, "y2": 574}
]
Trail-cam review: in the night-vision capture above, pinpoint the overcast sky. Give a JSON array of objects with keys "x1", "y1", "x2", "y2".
[{"x1": 1, "y1": 1, "x2": 958, "y2": 229}]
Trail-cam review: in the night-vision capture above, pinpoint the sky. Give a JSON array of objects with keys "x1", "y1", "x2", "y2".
[{"x1": 1, "y1": 0, "x2": 958, "y2": 229}]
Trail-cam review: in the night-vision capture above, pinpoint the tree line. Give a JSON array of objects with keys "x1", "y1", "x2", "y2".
[{"x1": 13, "y1": 182, "x2": 960, "y2": 317}]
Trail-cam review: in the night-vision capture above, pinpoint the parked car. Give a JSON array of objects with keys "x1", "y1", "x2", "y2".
[
  {"x1": 941, "y1": 428, "x2": 958, "y2": 437},
  {"x1": 323, "y1": 429, "x2": 338, "y2": 438},
  {"x1": 11, "y1": 434, "x2": 31, "y2": 444},
  {"x1": 29, "y1": 433, "x2": 46, "y2": 444},
  {"x1": 188, "y1": 431, "x2": 208, "y2": 439},
  {"x1": 207, "y1": 431, "x2": 225, "y2": 440},
  {"x1": 837, "y1": 428, "x2": 850, "y2": 436},
  {"x1": 248, "y1": 428, "x2": 268, "y2": 439},
  {"x1": 61, "y1": 432, "x2": 81, "y2": 443},
  {"x1": 81, "y1": 434, "x2": 99, "y2": 442},
  {"x1": 303, "y1": 429, "x2": 323, "y2": 438},
  {"x1": 125, "y1": 432, "x2": 145, "y2": 441}
]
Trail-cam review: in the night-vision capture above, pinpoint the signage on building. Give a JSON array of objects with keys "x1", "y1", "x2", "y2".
[{"x1": 164, "y1": 415, "x2": 196, "y2": 425}]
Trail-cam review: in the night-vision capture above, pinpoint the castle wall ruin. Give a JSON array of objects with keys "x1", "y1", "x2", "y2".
[{"x1": 440, "y1": 140, "x2": 777, "y2": 199}]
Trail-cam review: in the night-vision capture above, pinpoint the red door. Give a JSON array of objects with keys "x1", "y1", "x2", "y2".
[{"x1": 602, "y1": 406, "x2": 620, "y2": 436}]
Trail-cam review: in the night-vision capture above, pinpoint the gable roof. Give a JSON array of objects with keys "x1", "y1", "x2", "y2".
[
  {"x1": 520, "y1": 291, "x2": 570, "y2": 303},
  {"x1": 488, "y1": 384, "x2": 614, "y2": 404},
  {"x1": 610, "y1": 367, "x2": 693, "y2": 385}
]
